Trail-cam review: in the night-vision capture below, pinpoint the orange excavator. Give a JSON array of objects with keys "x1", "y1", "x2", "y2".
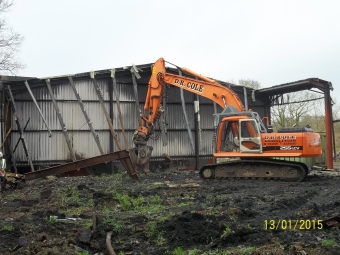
[{"x1": 131, "y1": 58, "x2": 322, "y2": 182}]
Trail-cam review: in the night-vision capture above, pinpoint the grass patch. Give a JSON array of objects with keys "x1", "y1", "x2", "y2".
[
  {"x1": 322, "y1": 239, "x2": 337, "y2": 247},
  {"x1": 104, "y1": 218, "x2": 124, "y2": 234},
  {"x1": 145, "y1": 221, "x2": 158, "y2": 237},
  {"x1": 178, "y1": 201, "x2": 194, "y2": 207},
  {"x1": 156, "y1": 232, "x2": 166, "y2": 246},
  {"x1": 229, "y1": 214, "x2": 238, "y2": 222},
  {"x1": 101, "y1": 206, "x2": 124, "y2": 233},
  {"x1": 172, "y1": 247, "x2": 186, "y2": 255},
  {"x1": 59, "y1": 207, "x2": 86, "y2": 216},
  {"x1": 1, "y1": 225, "x2": 14, "y2": 231},
  {"x1": 220, "y1": 224, "x2": 234, "y2": 239},
  {"x1": 240, "y1": 246, "x2": 256, "y2": 254},
  {"x1": 112, "y1": 190, "x2": 164, "y2": 213},
  {"x1": 81, "y1": 219, "x2": 93, "y2": 229},
  {"x1": 76, "y1": 251, "x2": 90, "y2": 255},
  {"x1": 144, "y1": 221, "x2": 167, "y2": 246}
]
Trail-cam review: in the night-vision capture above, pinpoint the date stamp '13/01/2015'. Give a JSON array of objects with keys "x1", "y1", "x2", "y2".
[{"x1": 264, "y1": 220, "x2": 323, "y2": 230}]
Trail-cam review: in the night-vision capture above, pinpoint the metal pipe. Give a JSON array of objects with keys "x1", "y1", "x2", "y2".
[{"x1": 106, "y1": 231, "x2": 116, "y2": 255}]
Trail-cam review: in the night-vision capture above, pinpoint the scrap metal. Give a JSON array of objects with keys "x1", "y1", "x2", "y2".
[{"x1": 24, "y1": 150, "x2": 137, "y2": 181}]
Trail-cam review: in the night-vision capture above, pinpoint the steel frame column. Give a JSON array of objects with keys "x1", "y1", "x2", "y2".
[
  {"x1": 0, "y1": 84, "x2": 3, "y2": 144},
  {"x1": 4, "y1": 84, "x2": 35, "y2": 171},
  {"x1": 178, "y1": 69, "x2": 195, "y2": 152},
  {"x1": 130, "y1": 66, "x2": 141, "y2": 126},
  {"x1": 108, "y1": 76, "x2": 115, "y2": 173},
  {"x1": 324, "y1": 86, "x2": 333, "y2": 170},
  {"x1": 331, "y1": 106, "x2": 336, "y2": 161},
  {"x1": 3, "y1": 100, "x2": 13, "y2": 170},
  {"x1": 194, "y1": 94, "x2": 200, "y2": 171},
  {"x1": 46, "y1": 79, "x2": 77, "y2": 161},
  {"x1": 68, "y1": 77, "x2": 104, "y2": 155},
  {"x1": 111, "y1": 69, "x2": 128, "y2": 150},
  {"x1": 243, "y1": 87, "x2": 248, "y2": 111}
]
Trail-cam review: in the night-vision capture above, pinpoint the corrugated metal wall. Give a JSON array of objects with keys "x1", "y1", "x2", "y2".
[{"x1": 8, "y1": 64, "x2": 266, "y2": 166}]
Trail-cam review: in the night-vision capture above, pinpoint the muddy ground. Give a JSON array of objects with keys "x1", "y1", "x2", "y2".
[{"x1": 1, "y1": 167, "x2": 340, "y2": 255}]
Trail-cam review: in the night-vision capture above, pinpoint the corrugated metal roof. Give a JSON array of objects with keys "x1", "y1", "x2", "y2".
[{"x1": 256, "y1": 78, "x2": 333, "y2": 96}]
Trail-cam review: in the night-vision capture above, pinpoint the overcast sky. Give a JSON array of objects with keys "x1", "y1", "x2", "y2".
[{"x1": 6, "y1": 0, "x2": 340, "y2": 100}]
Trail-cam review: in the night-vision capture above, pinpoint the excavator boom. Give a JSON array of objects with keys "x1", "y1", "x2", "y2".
[{"x1": 144, "y1": 58, "x2": 244, "y2": 125}]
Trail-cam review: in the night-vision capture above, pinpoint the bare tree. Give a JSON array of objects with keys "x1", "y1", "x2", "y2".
[
  {"x1": 271, "y1": 91, "x2": 323, "y2": 130},
  {"x1": 0, "y1": 0, "x2": 24, "y2": 74},
  {"x1": 238, "y1": 79, "x2": 261, "y2": 89}
]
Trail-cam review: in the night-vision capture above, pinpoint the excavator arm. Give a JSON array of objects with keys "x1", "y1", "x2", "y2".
[{"x1": 131, "y1": 58, "x2": 245, "y2": 172}]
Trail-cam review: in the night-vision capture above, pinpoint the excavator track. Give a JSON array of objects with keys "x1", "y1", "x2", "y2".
[{"x1": 199, "y1": 159, "x2": 308, "y2": 182}]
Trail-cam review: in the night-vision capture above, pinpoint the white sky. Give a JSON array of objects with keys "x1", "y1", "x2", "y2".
[{"x1": 5, "y1": 0, "x2": 340, "y2": 100}]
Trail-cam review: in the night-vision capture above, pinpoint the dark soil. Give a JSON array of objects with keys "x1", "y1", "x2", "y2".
[{"x1": 1, "y1": 169, "x2": 340, "y2": 255}]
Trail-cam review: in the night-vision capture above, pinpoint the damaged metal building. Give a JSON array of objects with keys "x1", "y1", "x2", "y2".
[
  {"x1": 0, "y1": 63, "x2": 267, "y2": 173},
  {"x1": 0, "y1": 61, "x2": 334, "y2": 174}
]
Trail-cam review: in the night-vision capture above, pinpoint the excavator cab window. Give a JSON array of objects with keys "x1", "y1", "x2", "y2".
[
  {"x1": 239, "y1": 119, "x2": 262, "y2": 153},
  {"x1": 220, "y1": 121, "x2": 240, "y2": 152}
]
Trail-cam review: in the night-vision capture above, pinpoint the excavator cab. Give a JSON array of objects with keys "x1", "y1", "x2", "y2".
[
  {"x1": 218, "y1": 117, "x2": 262, "y2": 153},
  {"x1": 239, "y1": 119, "x2": 263, "y2": 153}
]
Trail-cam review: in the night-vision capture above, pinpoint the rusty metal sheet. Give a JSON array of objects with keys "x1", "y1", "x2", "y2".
[{"x1": 24, "y1": 150, "x2": 137, "y2": 181}]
